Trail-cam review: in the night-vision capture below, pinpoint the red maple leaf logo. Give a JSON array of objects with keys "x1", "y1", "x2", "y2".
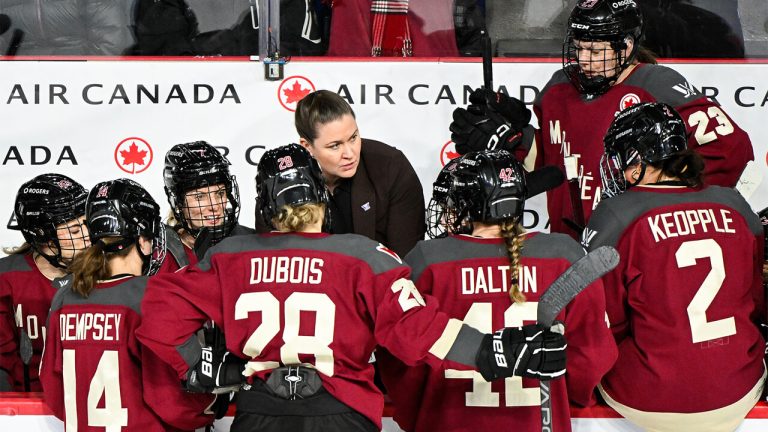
[
  {"x1": 120, "y1": 142, "x2": 147, "y2": 167},
  {"x1": 283, "y1": 81, "x2": 311, "y2": 104}
]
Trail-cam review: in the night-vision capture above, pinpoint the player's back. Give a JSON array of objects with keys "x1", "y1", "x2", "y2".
[
  {"x1": 41, "y1": 275, "x2": 168, "y2": 431},
  {"x1": 203, "y1": 232, "x2": 443, "y2": 426},
  {"x1": 584, "y1": 185, "x2": 765, "y2": 413},
  {"x1": 385, "y1": 232, "x2": 615, "y2": 432}
]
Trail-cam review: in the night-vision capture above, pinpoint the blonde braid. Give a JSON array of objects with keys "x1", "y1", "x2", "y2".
[{"x1": 500, "y1": 219, "x2": 526, "y2": 303}]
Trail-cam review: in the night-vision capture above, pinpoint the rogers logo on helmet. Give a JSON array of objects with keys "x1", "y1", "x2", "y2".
[
  {"x1": 612, "y1": 0, "x2": 636, "y2": 8},
  {"x1": 23, "y1": 187, "x2": 49, "y2": 195}
]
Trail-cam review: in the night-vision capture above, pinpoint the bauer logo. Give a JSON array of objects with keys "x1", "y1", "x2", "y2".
[
  {"x1": 440, "y1": 141, "x2": 461, "y2": 166},
  {"x1": 114, "y1": 137, "x2": 153, "y2": 174},
  {"x1": 278, "y1": 76, "x2": 316, "y2": 112}
]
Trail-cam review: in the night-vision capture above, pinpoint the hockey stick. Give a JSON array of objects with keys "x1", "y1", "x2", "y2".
[
  {"x1": 536, "y1": 245, "x2": 619, "y2": 432},
  {"x1": 20, "y1": 328, "x2": 33, "y2": 392},
  {"x1": 482, "y1": 30, "x2": 493, "y2": 92}
]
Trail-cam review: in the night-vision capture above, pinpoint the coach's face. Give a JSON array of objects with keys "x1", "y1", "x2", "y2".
[{"x1": 300, "y1": 114, "x2": 361, "y2": 190}]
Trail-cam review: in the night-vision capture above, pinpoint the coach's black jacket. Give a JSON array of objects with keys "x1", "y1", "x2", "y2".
[{"x1": 256, "y1": 139, "x2": 425, "y2": 258}]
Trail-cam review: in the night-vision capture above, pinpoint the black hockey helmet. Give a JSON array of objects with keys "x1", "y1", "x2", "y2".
[
  {"x1": 426, "y1": 156, "x2": 463, "y2": 239},
  {"x1": 600, "y1": 102, "x2": 688, "y2": 197},
  {"x1": 256, "y1": 144, "x2": 330, "y2": 230},
  {"x1": 86, "y1": 178, "x2": 166, "y2": 275},
  {"x1": 562, "y1": 0, "x2": 644, "y2": 95},
  {"x1": 8, "y1": 174, "x2": 88, "y2": 268},
  {"x1": 163, "y1": 141, "x2": 240, "y2": 244},
  {"x1": 446, "y1": 150, "x2": 527, "y2": 234}
]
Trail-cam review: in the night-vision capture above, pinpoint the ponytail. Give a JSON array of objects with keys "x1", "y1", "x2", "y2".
[
  {"x1": 3, "y1": 243, "x2": 32, "y2": 255},
  {"x1": 499, "y1": 219, "x2": 526, "y2": 304},
  {"x1": 69, "y1": 238, "x2": 133, "y2": 298},
  {"x1": 656, "y1": 150, "x2": 705, "y2": 188}
]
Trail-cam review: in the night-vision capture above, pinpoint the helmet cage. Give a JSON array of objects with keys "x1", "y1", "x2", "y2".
[
  {"x1": 87, "y1": 179, "x2": 167, "y2": 276},
  {"x1": 163, "y1": 141, "x2": 240, "y2": 245},
  {"x1": 8, "y1": 174, "x2": 88, "y2": 268},
  {"x1": 562, "y1": 0, "x2": 643, "y2": 96},
  {"x1": 426, "y1": 157, "x2": 463, "y2": 239}
]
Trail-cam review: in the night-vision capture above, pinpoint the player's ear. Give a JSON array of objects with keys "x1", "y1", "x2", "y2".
[{"x1": 299, "y1": 138, "x2": 314, "y2": 156}]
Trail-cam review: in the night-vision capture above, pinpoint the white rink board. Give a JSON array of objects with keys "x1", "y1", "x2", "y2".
[
  {"x1": 0, "y1": 59, "x2": 767, "y2": 248},
  {"x1": 2, "y1": 414, "x2": 767, "y2": 431}
]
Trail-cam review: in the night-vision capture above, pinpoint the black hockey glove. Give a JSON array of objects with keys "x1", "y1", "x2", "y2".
[
  {"x1": 476, "y1": 323, "x2": 566, "y2": 382},
  {"x1": 468, "y1": 88, "x2": 532, "y2": 130},
  {"x1": 185, "y1": 348, "x2": 246, "y2": 394},
  {"x1": 450, "y1": 108, "x2": 519, "y2": 155}
]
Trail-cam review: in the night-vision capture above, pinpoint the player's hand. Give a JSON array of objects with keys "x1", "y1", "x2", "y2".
[
  {"x1": 476, "y1": 323, "x2": 566, "y2": 381},
  {"x1": 450, "y1": 107, "x2": 523, "y2": 155},
  {"x1": 185, "y1": 348, "x2": 246, "y2": 394},
  {"x1": 468, "y1": 88, "x2": 532, "y2": 130}
]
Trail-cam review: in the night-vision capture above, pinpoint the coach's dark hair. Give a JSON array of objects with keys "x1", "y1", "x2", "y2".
[
  {"x1": 651, "y1": 149, "x2": 705, "y2": 188},
  {"x1": 70, "y1": 238, "x2": 133, "y2": 298},
  {"x1": 295, "y1": 90, "x2": 356, "y2": 143}
]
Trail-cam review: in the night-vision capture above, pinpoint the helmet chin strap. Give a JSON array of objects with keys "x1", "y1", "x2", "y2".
[{"x1": 135, "y1": 239, "x2": 151, "y2": 275}]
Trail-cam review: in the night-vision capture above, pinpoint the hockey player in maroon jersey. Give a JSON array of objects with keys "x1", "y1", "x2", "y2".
[
  {"x1": 0, "y1": 174, "x2": 89, "y2": 392},
  {"x1": 583, "y1": 103, "x2": 765, "y2": 432},
  {"x1": 380, "y1": 150, "x2": 616, "y2": 432},
  {"x1": 159, "y1": 140, "x2": 255, "y2": 273},
  {"x1": 450, "y1": 0, "x2": 753, "y2": 238},
  {"x1": 39, "y1": 178, "x2": 217, "y2": 431},
  {"x1": 136, "y1": 143, "x2": 568, "y2": 432}
]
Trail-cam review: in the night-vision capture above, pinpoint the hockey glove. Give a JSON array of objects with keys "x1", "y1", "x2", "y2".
[
  {"x1": 476, "y1": 323, "x2": 566, "y2": 382},
  {"x1": 450, "y1": 108, "x2": 523, "y2": 155},
  {"x1": 185, "y1": 348, "x2": 246, "y2": 394},
  {"x1": 468, "y1": 88, "x2": 532, "y2": 130}
]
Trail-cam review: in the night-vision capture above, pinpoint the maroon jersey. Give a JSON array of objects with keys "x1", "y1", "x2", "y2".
[
  {"x1": 156, "y1": 228, "x2": 197, "y2": 274},
  {"x1": 0, "y1": 253, "x2": 58, "y2": 391},
  {"x1": 523, "y1": 64, "x2": 753, "y2": 236},
  {"x1": 137, "y1": 232, "x2": 478, "y2": 429},
  {"x1": 381, "y1": 233, "x2": 616, "y2": 432},
  {"x1": 583, "y1": 185, "x2": 765, "y2": 413},
  {"x1": 40, "y1": 275, "x2": 214, "y2": 431},
  {"x1": 157, "y1": 224, "x2": 257, "y2": 274}
]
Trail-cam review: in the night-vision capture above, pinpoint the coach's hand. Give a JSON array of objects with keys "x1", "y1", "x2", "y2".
[{"x1": 476, "y1": 323, "x2": 566, "y2": 381}]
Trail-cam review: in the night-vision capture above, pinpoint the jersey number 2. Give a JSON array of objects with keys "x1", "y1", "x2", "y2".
[
  {"x1": 445, "y1": 301, "x2": 540, "y2": 407},
  {"x1": 676, "y1": 239, "x2": 736, "y2": 343},
  {"x1": 62, "y1": 349, "x2": 127, "y2": 431}
]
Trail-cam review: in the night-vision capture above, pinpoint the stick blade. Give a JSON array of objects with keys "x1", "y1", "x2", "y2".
[{"x1": 537, "y1": 246, "x2": 619, "y2": 327}]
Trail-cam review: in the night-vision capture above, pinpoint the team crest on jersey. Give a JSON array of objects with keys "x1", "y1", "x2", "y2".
[
  {"x1": 619, "y1": 93, "x2": 640, "y2": 111},
  {"x1": 376, "y1": 243, "x2": 402, "y2": 264}
]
